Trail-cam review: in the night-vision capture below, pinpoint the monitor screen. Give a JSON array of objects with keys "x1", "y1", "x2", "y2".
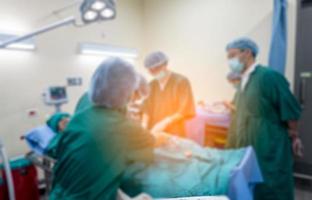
[{"x1": 49, "y1": 87, "x2": 67, "y2": 100}]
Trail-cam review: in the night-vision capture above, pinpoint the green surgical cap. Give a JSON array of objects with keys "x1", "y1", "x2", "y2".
[{"x1": 46, "y1": 112, "x2": 70, "y2": 133}]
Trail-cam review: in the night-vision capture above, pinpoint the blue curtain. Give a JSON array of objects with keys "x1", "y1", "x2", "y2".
[{"x1": 269, "y1": 0, "x2": 288, "y2": 74}]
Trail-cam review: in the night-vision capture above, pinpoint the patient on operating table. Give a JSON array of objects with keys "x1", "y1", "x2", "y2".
[{"x1": 121, "y1": 131, "x2": 245, "y2": 199}]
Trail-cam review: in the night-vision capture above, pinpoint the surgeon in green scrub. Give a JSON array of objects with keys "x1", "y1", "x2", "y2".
[
  {"x1": 142, "y1": 51, "x2": 196, "y2": 137},
  {"x1": 225, "y1": 38, "x2": 304, "y2": 200},
  {"x1": 50, "y1": 58, "x2": 156, "y2": 200},
  {"x1": 74, "y1": 92, "x2": 90, "y2": 113},
  {"x1": 45, "y1": 112, "x2": 70, "y2": 158}
]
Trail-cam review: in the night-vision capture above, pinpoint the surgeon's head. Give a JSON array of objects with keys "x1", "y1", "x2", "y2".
[
  {"x1": 144, "y1": 51, "x2": 170, "y2": 81},
  {"x1": 226, "y1": 37, "x2": 259, "y2": 74},
  {"x1": 46, "y1": 112, "x2": 71, "y2": 134},
  {"x1": 89, "y1": 57, "x2": 138, "y2": 109},
  {"x1": 133, "y1": 74, "x2": 150, "y2": 101}
]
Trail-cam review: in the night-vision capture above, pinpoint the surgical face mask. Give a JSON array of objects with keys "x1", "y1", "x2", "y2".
[
  {"x1": 228, "y1": 57, "x2": 245, "y2": 73},
  {"x1": 154, "y1": 70, "x2": 167, "y2": 80}
]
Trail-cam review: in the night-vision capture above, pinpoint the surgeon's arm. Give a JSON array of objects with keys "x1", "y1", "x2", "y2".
[
  {"x1": 288, "y1": 120, "x2": 299, "y2": 138},
  {"x1": 263, "y1": 71, "x2": 303, "y2": 157},
  {"x1": 223, "y1": 100, "x2": 236, "y2": 112},
  {"x1": 169, "y1": 113, "x2": 184, "y2": 122},
  {"x1": 152, "y1": 78, "x2": 195, "y2": 132},
  {"x1": 151, "y1": 131, "x2": 170, "y2": 147},
  {"x1": 125, "y1": 122, "x2": 155, "y2": 164},
  {"x1": 141, "y1": 114, "x2": 149, "y2": 129},
  {"x1": 151, "y1": 113, "x2": 183, "y2": 133}
]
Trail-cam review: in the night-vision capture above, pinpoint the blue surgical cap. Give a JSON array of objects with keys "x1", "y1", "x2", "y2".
[
  {"x1": 226, "y1": 37, "x2": 259, "y2": 57},
  {"x1": 144, "y1": 51, "x2": 169, "y2": 68}
]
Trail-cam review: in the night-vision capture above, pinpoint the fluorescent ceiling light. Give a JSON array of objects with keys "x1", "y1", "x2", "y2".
[
  {"x1": 8, "y1": 43, "x2": 35, "y2": 50},
  {"x1": 79, "y1": 43, "x2": 138, "y2": 59},
  {"x1": 0, "y1": 32, "x2": 35, "y2": 51}
]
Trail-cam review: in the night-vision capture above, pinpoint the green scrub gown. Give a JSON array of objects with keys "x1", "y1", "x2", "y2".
[
  {"x1": 142, "y1": 72, "x2": 196, "y2": 137},
  {"x1": 74, "y1": 92, "x2": 91, "y2": 113},
  {"x1": 226, "y1": 65, "x2": 301, "y2": 200},
  {"x1": 226, "y1": 94, "x2": 239, "y2": 145},
  {"x1": 50, "y1": 106, "x2": 155, "y2": 200}
]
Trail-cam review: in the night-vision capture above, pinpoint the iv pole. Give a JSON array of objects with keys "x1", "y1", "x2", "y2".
[{"x1": 0, "y1": 140, "x2": 15, "y2": 200}]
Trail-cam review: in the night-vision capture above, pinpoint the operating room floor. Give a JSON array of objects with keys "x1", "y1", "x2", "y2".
[
  {"x1": 38, "y1": 178, "x2": 312, "y2": 200},
  {"x1": 295, "y1": 178, "x2": 312, "y2": 200}
]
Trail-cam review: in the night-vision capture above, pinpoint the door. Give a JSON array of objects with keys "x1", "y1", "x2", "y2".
[{"x1": 294, "y1": 0, "x2": 312, "y2": 178}]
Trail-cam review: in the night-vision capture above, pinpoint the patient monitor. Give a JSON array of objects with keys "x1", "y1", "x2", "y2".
[{"x1": 43, "y1": 86, "x2": 68, "y2": 112}]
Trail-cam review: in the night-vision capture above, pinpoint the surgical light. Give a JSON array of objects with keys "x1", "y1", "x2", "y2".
[
  {"x1": 91, "y1": 1, "x2": 106, "y2": 10},
  {"x1": 84, "y1": 10, "x2": 98, "y2": 21},
  {"x1": 81, "y1": 0, "x2": 116, "y2": 24},
  {"x1": 0, "y1": 0, "x2": 117, "y2": 49},
  {"x1": 101, "y1": 8, "x2": 115, "y2": 18}
]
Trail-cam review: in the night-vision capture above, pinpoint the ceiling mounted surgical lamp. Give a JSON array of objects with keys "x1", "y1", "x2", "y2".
[
  {"x1": 0, "y1": 0, "x2": 117, "y2": 49},
  {"x1": 81, "y1": 0, "x2": 116, "y2": 24}
]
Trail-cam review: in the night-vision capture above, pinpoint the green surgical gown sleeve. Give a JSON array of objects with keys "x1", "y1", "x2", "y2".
[{"x1": 262, "y1": 70, "x2": 301, "y2": 122}]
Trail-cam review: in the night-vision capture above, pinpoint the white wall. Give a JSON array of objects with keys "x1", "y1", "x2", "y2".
[
  {"x1": 142, "y1": 0, "x2": 298, "y2": 102},
  {"x1": 0, "y1": 0, "x2": 298, "y2": 157},
  {"x1": 0, "y1": 0, "x2": 144, "y2": 157}
]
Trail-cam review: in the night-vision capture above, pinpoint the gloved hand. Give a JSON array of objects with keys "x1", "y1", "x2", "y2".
[
  {"x1": 292, "y1": 137, "x2": 304, "y2": 157},
  {"x1": 184, "y1": 150, "x2": 193, "y2": 158},
  {"x1": 222, "y1": 100, "x2": 236, "y2": 112},
  {"x1": 151, "y1": 117, "x2": 173, "y2": 133},
  {"x1": 151, "y1": 131, "x2": 170, "y2": 147}
]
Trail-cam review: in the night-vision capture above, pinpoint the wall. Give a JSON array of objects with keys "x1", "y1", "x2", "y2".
[
  {"x1": 0, "y1": 0, "x2": 144, "y2": 157},
  {"x1": 142, "y1": 0, "x2": 298, "y2": 102}
]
